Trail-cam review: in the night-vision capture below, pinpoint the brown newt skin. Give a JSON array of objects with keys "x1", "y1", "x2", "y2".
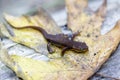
[{"x1": 13, "y1": 26, "x2": 88, "y2": 56}]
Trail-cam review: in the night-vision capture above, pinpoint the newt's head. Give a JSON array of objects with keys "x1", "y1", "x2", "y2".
[{"x1": 72, "y1": 42, "x2": 88, "y2": 53}]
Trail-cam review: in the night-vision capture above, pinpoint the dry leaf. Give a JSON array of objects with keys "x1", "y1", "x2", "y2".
[
  {"x1": 0, "y1": 23, "x2": 120, "y2": 80},
  {"x1": 0, "y1": 0, "x2": 120, "y2": 80}
]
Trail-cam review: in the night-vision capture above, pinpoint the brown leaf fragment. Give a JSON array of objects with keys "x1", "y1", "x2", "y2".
[{"x1": 95, "y1": 0, "x2": 107, "y2": 18}]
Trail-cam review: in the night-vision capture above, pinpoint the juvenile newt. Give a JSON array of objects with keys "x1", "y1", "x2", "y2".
[{"x1": 12, "y1": 26, "x2": 88, "y2": 56}]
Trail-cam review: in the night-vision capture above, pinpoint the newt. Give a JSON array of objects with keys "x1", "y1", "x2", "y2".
[{"x1": 12, "y1": 26, "x2": 88, "y2": 56}]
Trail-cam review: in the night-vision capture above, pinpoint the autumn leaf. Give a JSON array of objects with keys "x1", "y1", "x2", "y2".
[
  {"x1": 0, "y1": 0, "x2": 120, "y2": 80},
  {"x1": 0, "y1": 23, "x2": 120, "y2": 80}
]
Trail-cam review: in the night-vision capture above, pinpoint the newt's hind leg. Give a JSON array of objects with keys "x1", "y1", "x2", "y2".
[
  {"x1": 61, "y1": 47, "x2": 69, "y2": 56},
  {"x1": 71, "y1": 31, "x2": 81, "y2": 40},
  {"x1": 47, "y1": 42, "x2": 54, "y2": 54}
]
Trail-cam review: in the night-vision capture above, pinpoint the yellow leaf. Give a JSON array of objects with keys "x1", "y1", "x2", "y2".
[
  {"x1": 1, "y1": 22, "x2": 120, "y2": 80},
  {"x1": 1, "y1": 0, "x2": 120, "y2": 80}
]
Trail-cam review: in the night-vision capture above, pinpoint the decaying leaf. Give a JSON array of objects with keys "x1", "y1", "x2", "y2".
[{"x1": 0, "y1": 0, "x2": 120, "y2": 80}]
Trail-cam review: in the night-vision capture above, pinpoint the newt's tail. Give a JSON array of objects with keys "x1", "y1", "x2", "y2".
[{"x1": 11, "y1": 26, "x2": 48, "y2": 38}]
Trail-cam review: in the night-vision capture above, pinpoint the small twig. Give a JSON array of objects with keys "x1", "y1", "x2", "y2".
[{"x1": 96, "y1": 73, "x2": 120, "y2": 80}]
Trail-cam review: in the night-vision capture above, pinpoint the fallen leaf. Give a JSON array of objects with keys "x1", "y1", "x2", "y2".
[
  {"x1": 0, "y1": 0, "x2": 120, "y2": 80},
  {"x1": 0, "y1": 22, "x2": 120, "y2": 80}
]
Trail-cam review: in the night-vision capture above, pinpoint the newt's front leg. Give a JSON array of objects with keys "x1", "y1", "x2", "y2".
[
  {"x1": 47, "y1": 42, "x2": 54, "y2": 54},
  {"x1": 61, "y1": 47, "x2": 69, "y2": 56}
]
